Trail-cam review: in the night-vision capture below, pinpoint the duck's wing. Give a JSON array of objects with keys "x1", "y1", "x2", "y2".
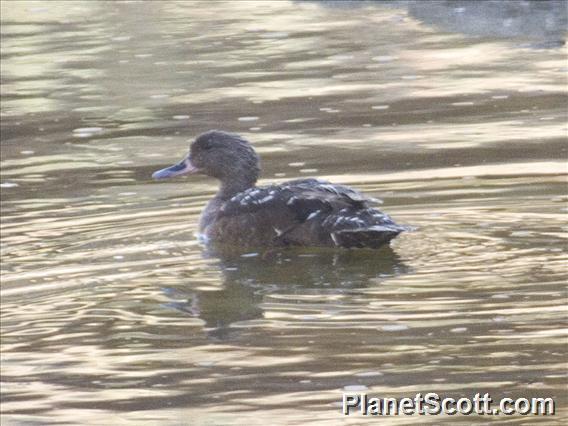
[
  {"x1": 281, "y1": 178, "x2": 383, "y2": 207},
  {"x1": 219, "y1": 180, "x2": 370, "y2": 222},
  {"x1": 215, "y1": 180, "x2": 402, "y2": 248}
]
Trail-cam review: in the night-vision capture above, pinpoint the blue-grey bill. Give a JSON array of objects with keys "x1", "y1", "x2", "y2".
[{"x1": 152, "y1": 157, "x2": 198, "y2": 179}]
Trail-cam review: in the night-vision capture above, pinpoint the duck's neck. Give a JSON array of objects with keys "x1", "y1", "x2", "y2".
[
  {"x1": 217, "y1": 175, "x2": 257, "y2": 200},
  {"x1": 199, "y1": 176, "x2": 256, "y2": 233}
]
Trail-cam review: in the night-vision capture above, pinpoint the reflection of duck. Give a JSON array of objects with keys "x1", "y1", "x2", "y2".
[
  {"x1": 153, "y1": 130, "x2": 407, "y2": 249},
  {"x1": 214, "y1": 245, "x2": 409, "y2": 287},
  {"x1": 164, "y1": 246, "x2": 408, "y2": 340}
]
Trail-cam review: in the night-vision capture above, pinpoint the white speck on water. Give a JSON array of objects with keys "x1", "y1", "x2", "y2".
[
  {"x1": 274, "y1": 173, "x2": 286, "y2": 177},
  {"x1": 491, "y1": 95, "x2": 509, "y2": 99},
  {"x1": 20, "y1": 150, "x2": 35, "y2": 155},
  {"x1": 343, "y1": 385, "x2": 368, "y2": 392},
  {"x1": 491, "y1": 294, "x2": 510, "y2": 299},
  {"x1": 118, "y1": 192, "x2": 137, "y2": 196},
  {"x1": 259, "y1": 31, "x2": 289, "y2": 39},
  {"x1": 372, "y1": 105, "x2": 390, "y2": 110},
  {"x1": 73, "y1": 127, "x2": 103, "y2": 133},
  {"x1": 319, "y1": 107, "x2": 333, "y2": 112},
  {"x1": 510, "y1": 231, "x2": 533, "y2": 237},
  {"x1": 150, "y1": 94, "x2": 169, "y2": 99},
  {"x1": 299, "y1": 168, "x2": 318, "y2": 173},
  {"x1": 401, "y1": 75, "x2": 422, "y2": 80},
  {"x1": 112, "y1": 36, "x2": 131, "y2": 42},
  {"x1": 382, "y1": 324, "x2": 409, "y2": 332},
  {"x1": 0, "y1": 182, "x2": 19, "y2": 188},
  {"x1": 539, "y1": 116, "x2": 556, "y2": 121},
  {"x1": 196, "y1": 361, "x2": 215, "y2": 367},
  {"x1": 135, "y1": 53, "x2": 153, "y2": 58},
  {"x1": 372, "y1": 55, "x2": 396, "y2": 62},
  {"x1": 354, "y1": 371, "x2": 383, "y2": 377},
  {"x1": 249, "y1": 127, "x2": 261, "y2": 131},
  {"x1": 299, "y1": 379, "x2": 312, "y2": 384},
  {"x1": 173, "y1": 115, "x2": 190, "y2": 120},
  {"x1": 241, "y1": 252, "x2": 259, "y2": 258},
  {"x1": 113, "y1": 255, "x2": 124, "y2": 260},
  {"x1": 238, "y1": 116, "x2": 259, "y2": 122},
  {"x1": 450, "y1": 327, "x2": 468, "y2": 333},
  {"x1": 492, "y1": 316, "x2": 506, "y2": 322},
  {"x1": 288, "y1": 162, "x2": 305, "y2": 167},
  {"x1": 451, "y1": 101, "x2": 475, "y2": 106}
]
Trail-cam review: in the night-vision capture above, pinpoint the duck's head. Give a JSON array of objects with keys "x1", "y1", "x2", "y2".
[{"x1": 152, "y1": 130, "x2": 260, "y2": 195}]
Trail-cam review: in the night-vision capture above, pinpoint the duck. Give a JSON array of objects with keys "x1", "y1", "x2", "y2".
[{"x1": 152, "y1": 130, "x2": 407, "y2": 249}]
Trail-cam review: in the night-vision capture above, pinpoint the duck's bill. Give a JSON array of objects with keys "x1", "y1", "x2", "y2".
[{"x1": 152, "y1": 156, "x2": 199, "y2": 180}]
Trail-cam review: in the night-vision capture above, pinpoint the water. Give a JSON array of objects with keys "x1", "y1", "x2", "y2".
[{"x1": 1, "y1": 1, "x2": 567, "y2": 424}]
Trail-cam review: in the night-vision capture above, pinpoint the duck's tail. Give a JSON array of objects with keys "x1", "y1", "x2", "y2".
[{"x1": 332, "y1": 225, "x2": 407, "y2": 249}]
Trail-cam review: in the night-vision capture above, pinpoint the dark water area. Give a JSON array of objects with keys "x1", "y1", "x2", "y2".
[{"x1": 1, "y1": 1, "x2": 567, "y2": 424}]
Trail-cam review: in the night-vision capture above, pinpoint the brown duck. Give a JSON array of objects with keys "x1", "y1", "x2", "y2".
[{"x1": 153, "y1": 130, "x2": 407, "y2": 249}]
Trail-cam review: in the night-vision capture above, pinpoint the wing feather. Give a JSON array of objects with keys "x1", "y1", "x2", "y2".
[{"x1": 214, "y1": 179, "x2": 397, "y2": 247}]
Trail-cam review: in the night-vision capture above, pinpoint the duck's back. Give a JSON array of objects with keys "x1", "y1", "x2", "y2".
[{"x1": 203, "y1": 178, "x2": 405, "y2": 249}]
